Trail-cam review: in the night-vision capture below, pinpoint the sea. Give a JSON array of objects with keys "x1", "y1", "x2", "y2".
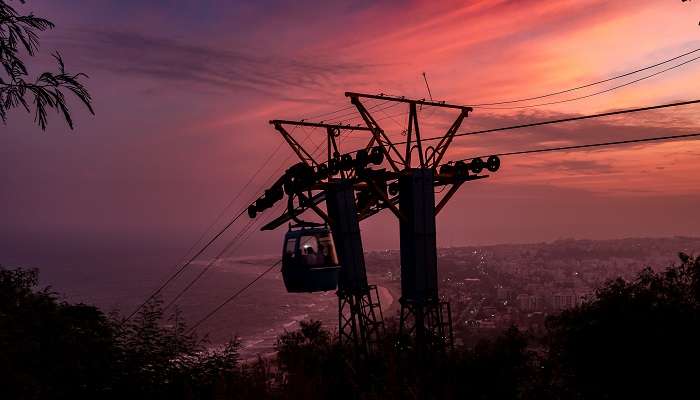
[
  {"x1": 1, "y1": 233, "x2": 361, "y2": 357},
  {"x1": 51, "y1": 257, "x2": 348, "y2": 357}
]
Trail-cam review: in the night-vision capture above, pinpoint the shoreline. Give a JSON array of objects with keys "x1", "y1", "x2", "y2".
[
  {"x1": 377, "y1": 283, "x2": 401, "y2": 319},
  {"x1": 376, "y1": 285, "x2": 394, "y2": 318}
]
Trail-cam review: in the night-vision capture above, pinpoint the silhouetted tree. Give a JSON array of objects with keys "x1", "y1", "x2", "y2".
[
  {"x1": 0, "y1": 267, "x2": 116, "y2": 399},
  {"x1": 0, "y1": 0, "x2": 93, "y2": 129},
  {"x1": 0, "y1": 266, "x2": 252, "y2": 400},
  {"x1": 545, "y1": 253, "x2": 700, "y2": 399},
  {"x1": 6, "y1": 251, "x2": 699, "y2": 399},
  {"x1": 273, "y1": 320, "x2": 535, "y2": 399},
  {"x1": 275, "y1": 320, "x2": 357, "y2": 399}
]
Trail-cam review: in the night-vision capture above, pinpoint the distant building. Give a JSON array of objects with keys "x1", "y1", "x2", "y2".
[
  {"x1": 553, "y1": 289, "x2": 579, "y2": 310},
  {"x1": 482, "y1": 306, "x2": 497, "y2": 318},
  {"x1": 496, "y1": 286, "x2": 513, "y2": 301},
  {"x1": 516, "y1": 293, "x2": 539, "y2": 312}
]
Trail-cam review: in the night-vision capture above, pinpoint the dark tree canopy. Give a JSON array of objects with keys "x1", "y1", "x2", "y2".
[
  {"x1": 545, "y1": 253, "x2": 700, "y2": 399},
  {"x1": 0, "y1": 0, "x2": 93, "y2": 130},
  {"x1": 0, "y1": 266, "x2": 250, "y2": 400},
  {"x1": 2, "y1": 253, "x2": 699, "y2": 399}
]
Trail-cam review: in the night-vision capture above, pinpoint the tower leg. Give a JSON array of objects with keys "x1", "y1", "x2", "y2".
[
  {"x1": 338, "y1": 285, "x2": 384, "y2": 350},
  {"x1": 326, "y1": 181, "x2": 383, "y2": 353},
  {"x1": 398, "y1": 168, "x2": 453, "y2": 351},
  {"x1": 399, "y1": 299, "x2": 453, "y2": 350}
]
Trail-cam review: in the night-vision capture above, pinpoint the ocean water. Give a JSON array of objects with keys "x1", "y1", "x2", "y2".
[
  {"x1": 29, "y1": 253, "x2": 339, "y2": 357},
  {"x1": 1, "y1": 232, "x2": 399, "y2": 358},
  {"x1": 174, "y1": 257, "x2": 341, "y2": 356}
]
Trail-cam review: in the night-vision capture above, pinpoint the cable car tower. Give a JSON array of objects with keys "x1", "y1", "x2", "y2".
[{"x1": 247, "y1": 92, "x2": 501, "y2": 352}]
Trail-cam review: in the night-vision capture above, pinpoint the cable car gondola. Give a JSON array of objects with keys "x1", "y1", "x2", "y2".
[{"x1": 282, "y1": 225, "x2": 340, "y2": 292}]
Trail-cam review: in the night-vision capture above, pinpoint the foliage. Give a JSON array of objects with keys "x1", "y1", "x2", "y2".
[
  {"x1": 274, "y1": 320, "x2": 359, "y2": 399},
  {"x1": 0, "y1": 267, "x2": 116, "y2": 399},
  {"x1": 273, "y1": 254, "x2": 700, "y2": 399},
  {"x1": 0, "y1": 0, "x2": 93, "y2": 129},
  {"x1": 272, "y1": 320, "x2": 534, "y2": 399},
  {"x1": 545, "y1": 253, "x2": 700, "y2": 399},
  {"x1": 0, "y1": 266, "x2": 249, "y2": 400},
  {"x1": 2, "y1": 252, "x2": 700, "y2": 399}
]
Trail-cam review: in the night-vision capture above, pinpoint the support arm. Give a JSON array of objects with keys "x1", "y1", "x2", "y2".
[
  {"x1": 350, "y1": 96, "x2": 405, "y2": 172},
  {"x1": 273, "y1": 123, "x2": 319, "y2": 166}
]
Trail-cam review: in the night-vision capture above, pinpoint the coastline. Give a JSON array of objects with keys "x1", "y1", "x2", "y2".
[{"x1": 377, "y1": 283, "x2": 401, "y2": 319}]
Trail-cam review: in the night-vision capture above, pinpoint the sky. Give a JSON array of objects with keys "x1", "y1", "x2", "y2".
[{"x1": 2, "y1": 0, "x2": 700, "y2": 273}]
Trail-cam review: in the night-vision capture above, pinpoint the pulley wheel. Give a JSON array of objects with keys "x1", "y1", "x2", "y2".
[
  {"x1": 470, "y1": 157, "x2": 484, "y2": 174},
  {"x1": 486, "y1": 155, "x2": 500, "y2": 172}
]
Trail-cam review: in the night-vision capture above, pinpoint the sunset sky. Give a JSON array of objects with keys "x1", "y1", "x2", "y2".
[{"x1": 2, "y1": 0, "x2": 700, "y2": 268}]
